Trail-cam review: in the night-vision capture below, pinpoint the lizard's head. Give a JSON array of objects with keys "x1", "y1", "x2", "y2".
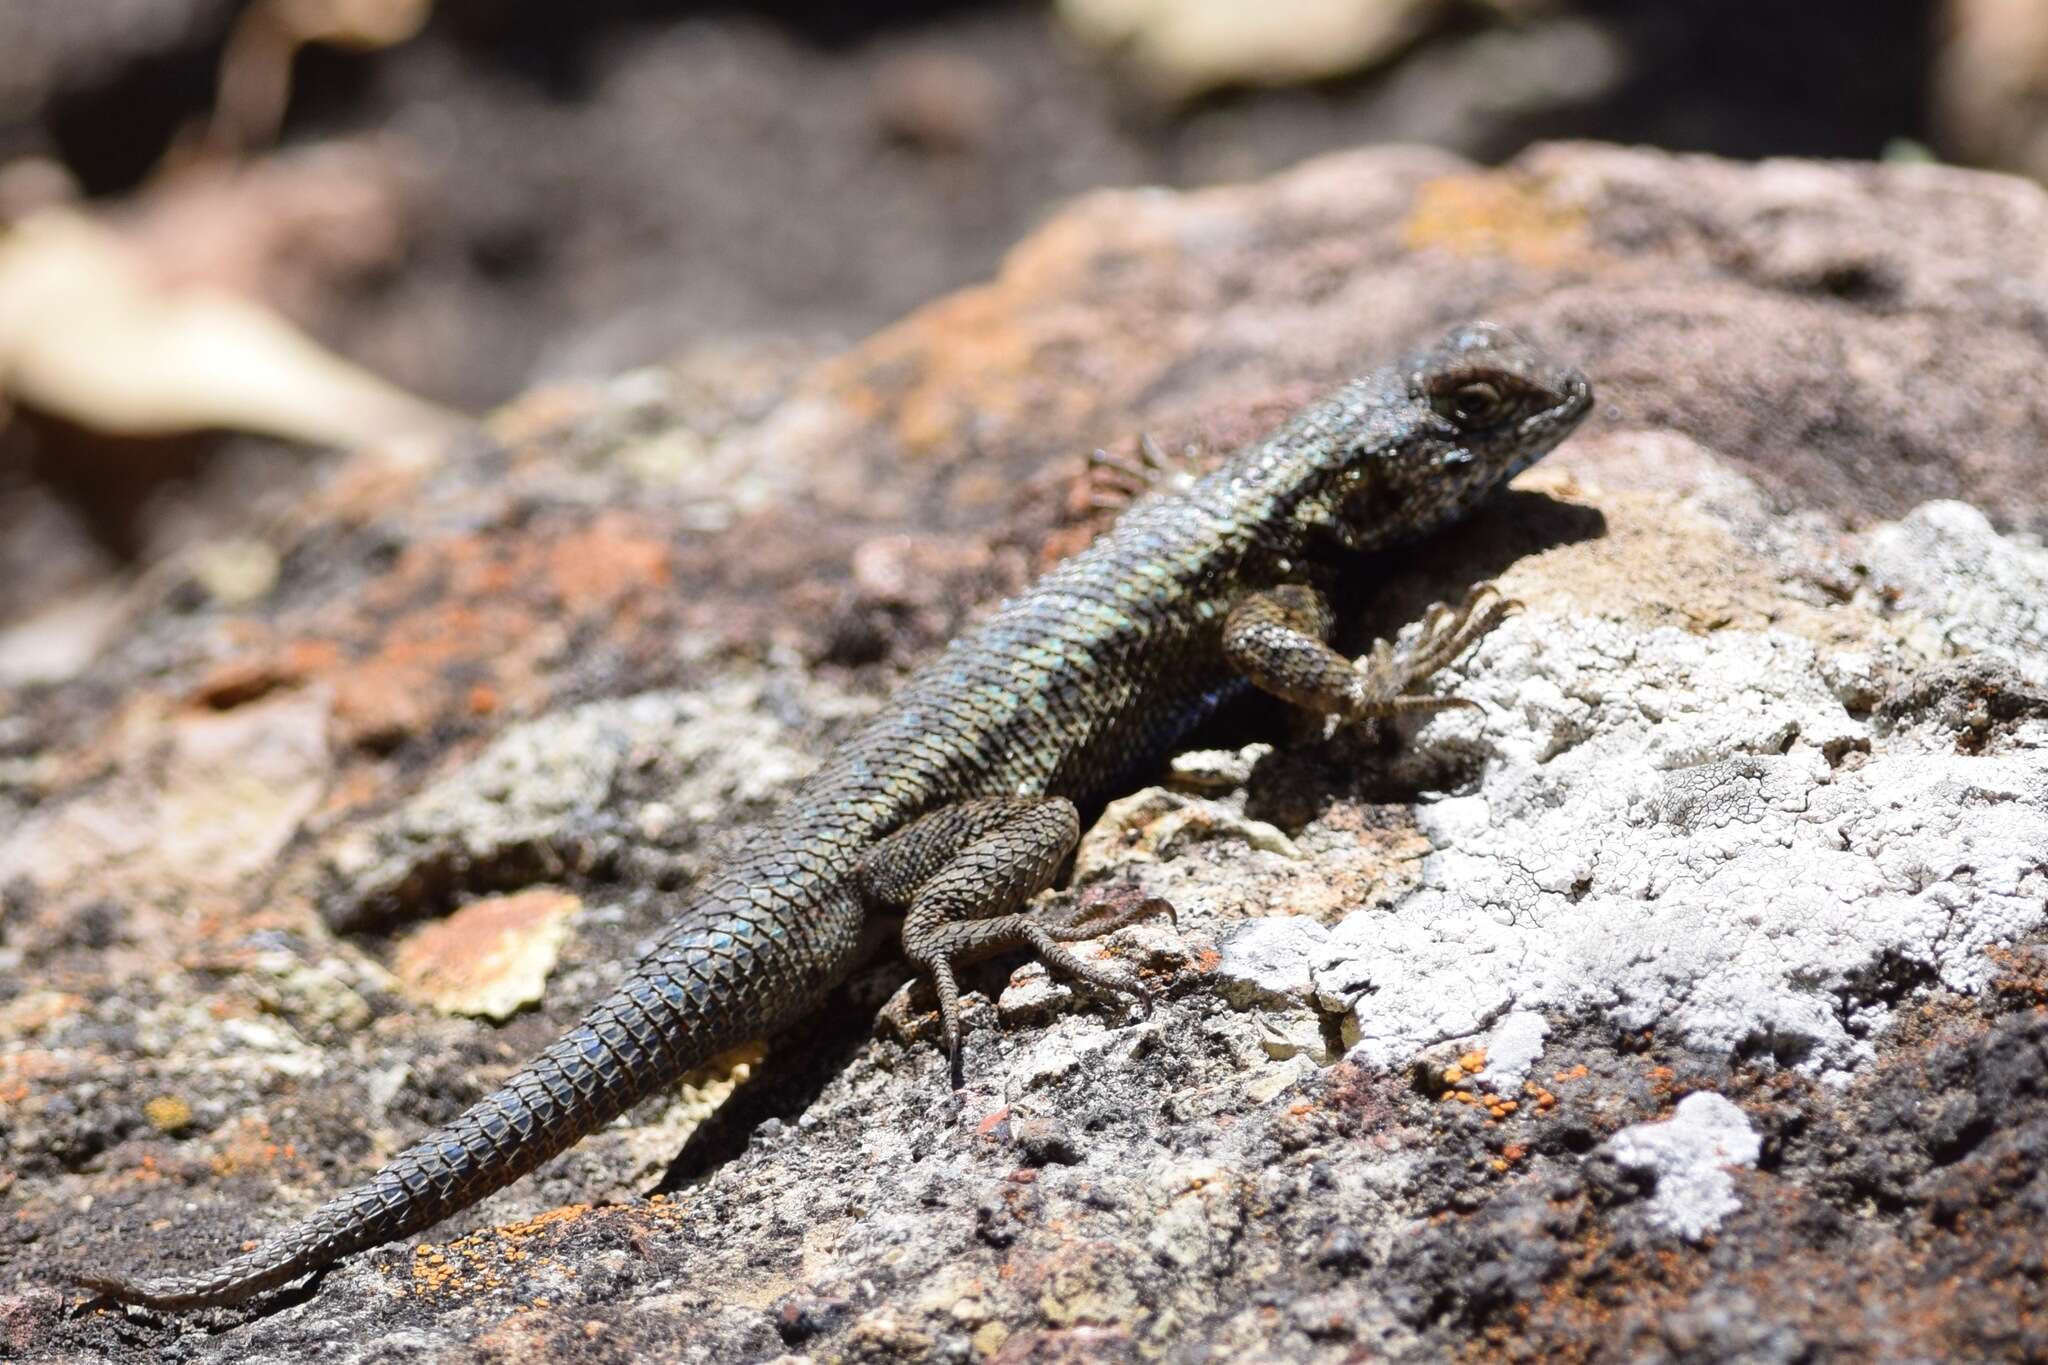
[{"x1": 1294, "y1": 322, "x2": 1592, "y2": 552}]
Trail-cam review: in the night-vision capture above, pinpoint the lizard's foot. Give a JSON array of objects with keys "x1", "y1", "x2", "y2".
[
  {"x1": 861, "y1": 797, "x2": 1173, "y2": 1085},
  {"x1": 1032, "y1": 892, "x2": 1176, "y2": 1017},
  {"x1": 908, "y1": 894, "x2": 1173, "y2": 1084},
  {"x1": 1345, "y1": 581, "x2": 1519, "y2": 723}
]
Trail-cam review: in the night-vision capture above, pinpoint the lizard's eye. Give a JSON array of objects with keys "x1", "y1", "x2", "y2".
[{"x1": 1433, "y1": 379, "x2": 1507, "y2": 428}]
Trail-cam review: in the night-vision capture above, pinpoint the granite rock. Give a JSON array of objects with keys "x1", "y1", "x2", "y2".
[{"x1": 6, "y1": 143, "x2": 2048, "y2": 1361}]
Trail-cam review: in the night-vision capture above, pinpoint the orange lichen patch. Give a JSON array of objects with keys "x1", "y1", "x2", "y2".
[
  {"x1": 403, "y1": 1203, "x2": 607, "y2": 1299},
  {"x1": 1440, "y1": 1077, "x2": 1522, "y2": 1123},
  {"x1": 205, "y1": 1117, "x2": 302, "y2": 1178},
  {"x1": 192, "y1": 512, "x2": 674, "y2": 753},
  {"x1": 327, "y1": 599, "x2": 526, "y2": 749},
  {"x1": 820, "y1": 193, "x2": 1189, "y2": 460},
  {"x1": 484, "y1": 379, "x2": 608, "y2": 452},
  {"x1": 543, "y1": 516, "x2": 672, "y2": 607},
  {"x1": 408, "y1": 1242, "x2": 465, "y2": 1296},
  {"x1": 1402, "y1": 172, "x2": 1590, "y2": 269},
  {"x1": 1987, "y1": 944, "x2": 2048, "y2": 1005},
  {"x1": 0, "y1": 991, "x2": 88, "y2": 1036},
  {"x1": 504, "y1": 1204, "x2": 598, "y2": 1237},
  {"x1": 313, "y1": 443, "x2": 435, "y2": 525},
  {"x1": 391, "y1": 889, "x2": 582, "y2": 1021},
  {"x1": 189, "y1": 656, "x2": 297, "y2": 710},
  {"x1": 1552, "y1": 1064, "x2": 1590, "y2": 1083}
]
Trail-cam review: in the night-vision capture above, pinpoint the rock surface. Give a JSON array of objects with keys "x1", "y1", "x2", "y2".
[{"x1": 4, "y1": 143, "x2": 2048, "y2": 1361}]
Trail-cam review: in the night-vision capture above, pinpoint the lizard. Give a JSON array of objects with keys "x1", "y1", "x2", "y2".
[{"x1": 77, "y1": 320, "x2": 1592, "y2": 1311}]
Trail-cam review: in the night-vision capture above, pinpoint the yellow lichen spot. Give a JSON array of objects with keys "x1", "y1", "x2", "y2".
[
  {"x1": 1441, "y1": 1064, "x2": 1465, "y2": 1084},
  {"x1": 1402, "y1": 175, "x2": 1589, "y2": 269},
  {"x1": 143, "y1": 1095, "x2": 193, "y2": 1133},
  {"x1": 972, "y1": 1320, "x2": 1011, "y2": 1357},
  {"x1": 1457, "y1": 1050, "x2": 1488, "y2": 1075}
]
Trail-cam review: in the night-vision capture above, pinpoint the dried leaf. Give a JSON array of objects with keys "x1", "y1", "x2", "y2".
[{"x1": 0, "y1": 207, "x2": 458, "y2": 446}]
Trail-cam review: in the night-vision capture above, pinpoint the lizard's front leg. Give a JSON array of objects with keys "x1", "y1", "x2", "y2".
[
  {"x1": 1222, "y1": 581, "x2": 1518, "y2": 722},
  {"x1": 857, "y1": 798, "x2": 1167, "y2": 1082}
]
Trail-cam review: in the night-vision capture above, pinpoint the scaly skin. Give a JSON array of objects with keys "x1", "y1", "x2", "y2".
[{"x1": 79, "y1": 322, "x2": 1591, "y2": 1310}]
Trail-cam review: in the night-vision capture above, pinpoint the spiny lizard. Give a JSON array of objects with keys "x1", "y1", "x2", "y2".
[{"x1": 80, "y1": 321, "x2": 1591, "y2": 1310}]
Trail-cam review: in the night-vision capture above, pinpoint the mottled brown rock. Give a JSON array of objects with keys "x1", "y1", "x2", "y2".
[{"x1": 6, "y1": 144, "x2": 2048, "y2": 1362}]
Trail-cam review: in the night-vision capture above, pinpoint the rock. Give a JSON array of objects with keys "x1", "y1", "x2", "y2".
[
  {"x1": 1074, "y1": 789, "x2": 1304, "y2": 880},
  {"x1": 324, "y1": 683, "x2": 828, "y2": 931},
  {"x1": 996, "y1": 961, "x2": 1076, "y2": 1026},
  {"x1": 12, "y1": 144, "x2": 2048, "y2": 1361},
  {"x1": 0, "y1": 1288, "x2": 64, "y2": 1360},
  {"x1": 1311, "y1": 471, "x2": 2048, "y2": 1084},
  {"x1": 1598, "y1": 1092, "x2": 1762, "y2": 1242},
  {"x1": 0, "y1": 688, "x2": 330, "y2": 903},
  {"x1": 1213, "y1": 916, "x2": 1329, "y2": 1007},
  {"x1": 1475, "y1": 1011, "x2": 1550, "y2": 1094},
  {"x1": 390, "y1": 889, "x2": 582, "y2": 1021},
  {"x1": 1857, "y1": 500, "x2": 2048, "y2": 687}
]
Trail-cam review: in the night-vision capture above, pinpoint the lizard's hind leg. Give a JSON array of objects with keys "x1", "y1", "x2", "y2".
[{"x1": 857, "y1": 798, "x2": 1162, "y2": 1082}]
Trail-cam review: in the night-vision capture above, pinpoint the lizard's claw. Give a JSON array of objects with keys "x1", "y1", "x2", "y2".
[{"x1": 1345, "y1": 581, "x2": 1520, "y2": 723}]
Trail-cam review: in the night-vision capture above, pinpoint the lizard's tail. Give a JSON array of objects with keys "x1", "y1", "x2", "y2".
[{"x1": 76, "y1": 903, "x2": 849, "y2": 1311}]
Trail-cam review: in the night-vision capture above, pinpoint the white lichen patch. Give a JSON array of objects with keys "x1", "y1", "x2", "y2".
[
  {"x1": 1600, "y1": 1092, "x2": 1761, "y2": 1241},
  {"x1": 1315, "y1": 498, "x2": 2048, "y2": 1083},
  {"x1": 1857, "y1": 500, "x2": 2048, "y2": 685}
]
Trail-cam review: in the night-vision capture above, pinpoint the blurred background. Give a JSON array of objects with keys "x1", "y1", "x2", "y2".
[{"x1": 0, "y1": 0, "x2": 2029, "y2": 681}]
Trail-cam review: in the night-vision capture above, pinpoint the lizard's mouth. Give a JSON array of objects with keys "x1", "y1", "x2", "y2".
[
  {"x1": 1496, "y1": 369, "x2": 1593, "y2": 483},
  {"x1": 1543, "y1": 371, "x2": 1595, "y2": 431},
  {"x1": 1512, "y1": 368, "x2": 1593, "y2": 443}
]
